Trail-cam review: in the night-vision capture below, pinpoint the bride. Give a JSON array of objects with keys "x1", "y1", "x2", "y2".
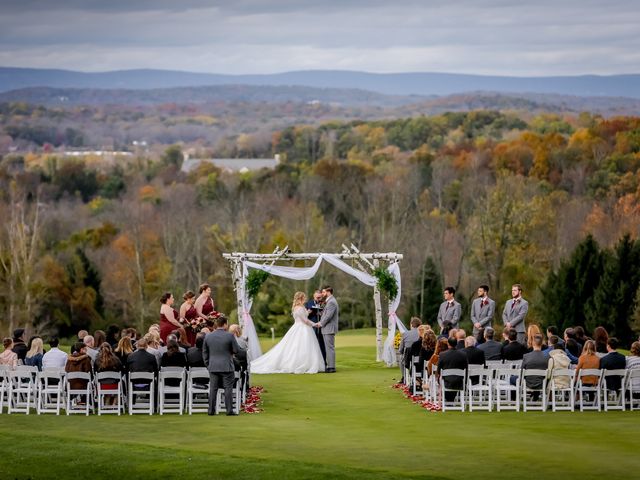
[{"x1": 250, "y1": 292, "x2": 325, "y2": 374}]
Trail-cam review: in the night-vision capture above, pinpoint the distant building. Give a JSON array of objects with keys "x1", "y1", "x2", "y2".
[{"x1": 181, "y1": 154, "x2": 281, "y2": 173}]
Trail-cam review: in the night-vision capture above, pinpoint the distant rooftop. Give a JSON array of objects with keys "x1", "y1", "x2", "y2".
[{"x1": 181, "y1": 154, "x2": 280, "y2": 173}]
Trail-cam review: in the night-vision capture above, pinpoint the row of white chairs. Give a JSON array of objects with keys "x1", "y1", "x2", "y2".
[
  {"x1": 407, "y1": 359, "x2": 640, "y2": 412},
  {"x1": 0, "y1": 365, "x2": 248, "y2": 416}
]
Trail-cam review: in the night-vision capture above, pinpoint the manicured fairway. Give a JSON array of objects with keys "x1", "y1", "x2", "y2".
[{"x1": 0, "y1": 329, "x2": 638, "y2": 479}]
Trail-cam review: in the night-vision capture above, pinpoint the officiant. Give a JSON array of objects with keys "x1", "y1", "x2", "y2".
[{"x1": 305, "y1": 290, "x2": 326, "y2": 363}]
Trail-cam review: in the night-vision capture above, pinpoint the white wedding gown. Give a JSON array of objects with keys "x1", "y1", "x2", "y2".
[{"x1": 250, "y1": 306, "x2": 325, "y2": 374}]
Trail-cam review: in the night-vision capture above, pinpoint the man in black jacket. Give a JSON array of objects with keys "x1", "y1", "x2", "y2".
[
  {"x1": 600, "y1": 338, "x2": 627, "y2": 391},
  {"x1": 12, "y1": 328, "x2": 28, "y2": 362},
  {"x1": 478, "y1": 328, "x2": 502, "y2": 361},
  {"x1": 126, "y1": 338, "x2": 158, "y2": 376},
  {"x1": 187, "y1": 333, "x2": 206, "y2": 368},
  {"x1": 502, "y1": 329, "x2": 528, "y2": 361},
  {"x1": 438, "y1": 337, "x2": 469, "y2": 400}
]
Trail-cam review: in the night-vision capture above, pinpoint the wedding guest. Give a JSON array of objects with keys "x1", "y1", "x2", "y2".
[
  {"x1": 593, "y1": 326, "x2": 609, "y2": 356},
  {"x1": 417, "y1": 329, "x2": 437, "y2": 379},
  {"x1": 65, "y1": 342, "x2": 92, "y2": 390},
  {"x1": 427, "y1": 337, "x2": 449, "y2": 376},
  {"x1": 501, "y1": 329, "x2": 527, "y2": 361},
  {"x1": 160, "y1": 292, "x2": 181, "y2": 344},
  {"x1": 526, "y1": 325, "x2": 542, "y2": 352},
  {"x1": 94, "y1": 330, "x2": 107, "y2": 348},
  {"x1": 546, "y1": 326, "x2": 564, "y2": 348},
  {"x1": 626, "y1": 342, "x2": 640, "y2": 392},
  {"x1": 179, "y1": 290, "x2": 199, "y2": 346},
  {"x1": 106, "y1": 324, "x2": 120, "y2": 348},
  {"x1": 0, "y1": 338, "x2": 18, "y2": 367},
  {"x1": 127, "y1": 337, "x2": 158, "y2": 375},
  {"x1": 12, "y1": 329, "x2": 28, "y2": 362},
  {"x1": 144, "y1": 332, "x2": 162, "y2": 366},
  {"x1": 175, "y1": 327, "x2": 192, "y2": 350},
  {"x1": 187, "y1": 333, "x2": 206, "y2": 368},
  {"x1": 575, "y1": 340, "x2": 600, "y2": 387},
  {"x1": 408, "y1": 325, "x2": 429, "y2": 369},
  {"x1": 25, "y1": 337, "x2": 44, "y2": 370},
  {"x1": 599, "y1": 338, "x2": 626, "y2": 391},
  {"x1": 399, "y1": 317, "x2": 422, "y2": 382},
  {"x1": 437, "y1": 337, "x2": 468, "y2": 400},
  {"x1": 438, "y1": 320, "x2": 453, "y2": 340},
  {"x1": 95, "y1": 343, "x2": 123, "y2": 404},
  {"x1": 42, "y1": 338, "x2": 68, "y2": 368},
  {"x1": 77, "y1": 330, "x2": 88, "y2": 342},
  {"x1": 161, "y1": 339, "x2": 188, "y2": 369},
  {"x1": 83, "y1": 335, "x2": 98, "y2": 364},
  {"x1": 463, "y1": 336, "x2": 485, "y2": 366},
  {"x1": 573, "y1": 326, "x2": 588, "y2": 348},
  {"x1": 455, "y1": 329, "x2": 466, "y2": 350},
  {"x1": 547, "y1": 336, "x2": 571, "y2": 389},
  {"x1": 115, "y1": 336, "x2": 134, "y2": 369},
  {"x1": 229, "y1": 324, "x2": 248, "y2": 372},
  {"x1": 158, "y1": 333, "x2": 186, "y2": 356},
  {"x1": 477, "y1": 327, "x2": 502, "y2": 361},
  {"x1": 565, "y1": 339, "x2": 581, "y2": 364},
  {"x1": 195, "y1": 283, "x2": 215, "y2": 318},
  {"x1": 521, "y1": 335, "x2": 548, "y2": 391}
]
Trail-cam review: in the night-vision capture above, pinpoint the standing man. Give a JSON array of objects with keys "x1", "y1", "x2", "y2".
[
  {"x1": 316, "y1": 285, "x2": 339, "y2": 373},
  {"x1": 502, "y1": 284, "x2": 528, "y2": 345},
  {"x1": 471, "y1": 285, "x2": 495, "y2": 338},
  {"x1": 305, "y1": 289, "x2": 326, "y2": 364},
  {"x1": 203, "y1": 315, "x2": 239, "y2": 415},
  {"x1": 436, "y1": 287, "x2": 462, "y2": 331}
]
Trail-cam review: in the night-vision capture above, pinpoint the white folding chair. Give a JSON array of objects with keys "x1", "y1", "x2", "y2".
[
  {"x1": 187, "y1": 367, "x2": 210, "y2": 414},
  {"x1": 65, "y1": 372, "x2": 94, "y2": 415},
  {"x1": 37, "y1": 367, "x2": 65, "y2": 415},
  {"x1": 494, "y1": 367, "x2": 521, "y2": 411},
  {"x1": 411, "y1": 356, "x2": 423, "y2": 396},
  {"x1": 602, "y1": 369, "x2": 627, "y2": 411},
  {"x1": 485, "y1": 360, "x2": 503, "y2": 368},
  {"x1": 626, "y1": 369, "x2": 640, "y2": 410},
  {"x1": 439, "y1": 368, "x2": 466, "y2": 412},
  {"x1": 467, "y1": 365, "x2": 492, "y2": 411},
  {"x1": 96, "y1": 372, "x2": 124, "y2": 415},
  {"x1": 549, "y1": 368, "x2": 575, "y2": 412},
  {"x1": 575, "y1": 369, "x2": 602, "y2": 411},
  {"x1": 215, "y1": 371, "x2": 242, "y2": 415},
  {"x1": 428, "y1": 365, "x2": 440, "y2": 404},
  {"x1": 8, "y1": 366, "x2": 39, "y2": 414},
  {"x1": 0, "y1": 365, "x2": 10, "y2": 413},
  {"x1": 159, "y1": 368, "x2": 185, "y2": 415},
  {"x1": 521, "y1": 369, "x2": 548, "y2": 412},
  {"x1": 504, "y1": 360, "x2": 522, "y2": 369},
  {"x1": 128, "y1": 372, "x2": 155, "y2": 415}
]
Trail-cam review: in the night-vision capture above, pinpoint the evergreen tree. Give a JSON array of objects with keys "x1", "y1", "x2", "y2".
[{"x1": 415, "y1": 257, "x2": 442, "y2": 328}]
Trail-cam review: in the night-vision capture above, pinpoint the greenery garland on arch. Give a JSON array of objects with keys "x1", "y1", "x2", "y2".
[
  {"x1": 246, "y1": 269, "x2": 270, "y2": 299},
  {"x1": 373, "y1": 267, "x2": 398, "y2": 301}
]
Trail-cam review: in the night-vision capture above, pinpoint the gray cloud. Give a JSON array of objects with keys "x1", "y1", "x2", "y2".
[{"x1": 0, "y1": 1, "x2": 638, "y2": 75}]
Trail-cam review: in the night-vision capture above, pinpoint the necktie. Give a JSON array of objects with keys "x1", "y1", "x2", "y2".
[{"x1": 511, "y1": 299, "x2": 518, "y2": 310}]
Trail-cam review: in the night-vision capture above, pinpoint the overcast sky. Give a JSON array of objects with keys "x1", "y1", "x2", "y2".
[{"x1": 0, "y1": 0, "x2": 638, "y2": 76}]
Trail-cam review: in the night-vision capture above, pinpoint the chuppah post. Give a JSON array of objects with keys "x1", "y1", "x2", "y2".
[{"x1": 373, "y1": 259, "x2": 384, "y2": 362}]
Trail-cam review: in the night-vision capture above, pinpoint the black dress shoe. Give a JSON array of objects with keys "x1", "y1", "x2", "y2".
[
  {"x1": 326, "y1": 368, "x2": 336, "y2": 373},
  {"x1": 226, "y1": 412, "x2": 238, "y2": 416},
  {"x1": 208, "y1": 412, "x2": 217, "y2": 416}
]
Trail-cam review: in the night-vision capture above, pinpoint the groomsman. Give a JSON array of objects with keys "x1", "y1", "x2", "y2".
[
  {"x1": 471, "y1": 285, "x2": 495, "y2": 337},
  {"x1": 437, "y1": 287, "x2": 462, "y2": 331},
  {"x1": 502, "y1": 283, "x2": 529, "y2": 344}
]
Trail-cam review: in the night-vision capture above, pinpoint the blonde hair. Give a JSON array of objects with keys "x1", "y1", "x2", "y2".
[
  {"x1": 582, "y1": 339, "x2": 596, "y2": 356},
  {"x1": 291, "y1": 291, "x2": 307, "y2": 313},
  {"x1": 527, "y1": 324, "x2": 542, "y2": 349},
  {"x1": 27, "y1": 338, "x2": 44, "y2": 358}
]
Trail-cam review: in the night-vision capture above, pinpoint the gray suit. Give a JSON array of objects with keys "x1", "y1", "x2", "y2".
[
  {"x1": 502, "y1": 297, "x2": 528, "y2": 344},
  {"x1": 399, "y1": 328, "x2": 420, "y2": 378},
  {"x1": 318, "y1": 295, "x2": 339, "y2": 371},
  {"x1": 477, "y1": 339, "x2": 503, "y2": 361},
  {"x1": 437, "y1": 300, "x2": 462, "y2": 330},
  {"x1": 470, "y1": 297, "x2": 496, "y2": 336},
  {"x1": 203, "y1": 329, "x2": 239, "y2": 415}
]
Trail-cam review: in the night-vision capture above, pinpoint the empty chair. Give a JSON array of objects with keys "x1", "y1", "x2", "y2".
[
  {"x1": 95, "y1": 371, "x2": 124, "y2": 415},
  {"x1": 65, "y1": 372, "x2": 94, "y2": 415},
  {"x1": 187, "y1": 367, "x2": 210, "y2": 414},
  {"x1": 575, "y1": 368, "x2": 603, "y2": 411},
  {"x1": 601, "y1": 369, "x2": 627, "y2": 412},
  {"x1": 521, "y1": 369, "x2": 548, "y2": 412},
  {"x1": 549, "y1": 368, "x2": 575, "y2": 412},
  {"x1": 37, "y1": 367, "x2": 65, "y2": 415},
  {"x1": 8, "y1": 366, "x2": 39, "y2": 414},
  {"x1": 128, "y1": 372, "x2": 155, "y2": 415},
  {"x1": 626, "y1": 369, "x2": 640, "y2": 411},
  {"x1": 439, "y1": 368, "x2": 466, "y2": 412},
  {"x1": 467, "y1": 365, "x2": 492, "y2": 411},
  {"x1": 0, "y1": 365, "x2": 10, "y2": 413},
  {"x1": 494, "y1": 367, "x2": 521, "y2": 411},
  {"x1": 159, "y1": 368, "x2": 186, "y2": 415}
]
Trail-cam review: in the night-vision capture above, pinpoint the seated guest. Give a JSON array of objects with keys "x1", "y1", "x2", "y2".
[
  {"x1": 77, "y1": 329, "x2": 89, "y2": 342},
  {"x1": 175, "y1": 327, "x2": 192, "y2": 351},
  {"x1": 94, "y1": 330, "x2": 107, "y2": 348},
  {"x1": 475, "y1": 327, "x2": 485, "y2": 346},
  {"x1": 42, "y1": 337, "x2": 68, "y2": 368},
  {"x1": 437, "y1": 337, "x2": 469, "y2": 400},
  {"x1": 501, "y1": 328, "x2": 510, "y2": 347},
  {"x1": 83, "y1": 335, "x2": 98, "y2": 364},
  {"x1": 399, "y1": 317, "x2": 422, "y2": 382},
  {"x1": 599, "y1": 338, "x2": 626, "y2": 391},
  {"x1": 427, "y1": 337, "x2": 449, "y2": 376},
  {"x1": 455, "y1": 330, "x2": 466, "y2": 350},
  {"x1": 11, "y1": 329, "x2": 28, "y2": 363},
  {"x1": 187, "y1": 333, "x2": 207, "y2": 368},
  {"x1": 593, "y1": 326, "x2": 609, "y2": 357},
  {"x1": 95, "y1": 342, "x2": 124, "y2": 404},
  {"x1": 575, "y1": 340, "x2": 600, "y2": 386},
  {"x1": 229, "y1": 324, "x2": 248, "y2": 371},
  {"x1": 463, "y1": 336, "x2": 485, "y2": 366},
  {"x1": 126, "y1": 337, "x2": 159, "y2": 380},
  {"x1": 502, "y1": 329, "x2": 528, "y2": 361},
  {"x1": 564, "y1": 339, "x2": 580, "y2": 364},
  {"x1": 417, "y1": 329, "x2": 437, "y2": 377},
  {"x1": 25, "y1": 337, "x2": 45, "y2": 370},
  {"x1": 546, "y1": 326, "x2": 564, "y2": 348},
  {"x1": 526, "y1": 325, "x2": 542, "y2": 352},
  {"x1": 626, "y1": 341, "x2": 640, "y2": 393},
  {"x1": 158, "y1": 333, "x2": 186, "y2": 356},
  {"x1": 438, "y1": 321, "x2": 453, "y2": 340},
  {"x1": 0, "y1": 338, "x2": 18, "y2": 367},
  {"x1": 547, "y1": 336, "x2": 571, "y2": 389},
  {"x1": 115, "y1": 336, "x2": 134, "y2": 369},
  {"x1": 478, "y1": 328, "x2": 502, "y2": 361},
  {"x1": 106, "y1": 324, "x2": 120, "y2": 348},
  {"x1": 65, "y1": 342, "x2": 93, "y2": 390},
  {"x1": 574, "y1": 326, "x2": 589, "y2": 346},
  {"x1": 521, "y1": 334, "x2": 548, "y2": 391},
  {"x1": 161, "y1": 339, "x2": 188, "y2": 369},
  {"x1": 144, "y1": 332, "x2": 162, "y2": 366}
]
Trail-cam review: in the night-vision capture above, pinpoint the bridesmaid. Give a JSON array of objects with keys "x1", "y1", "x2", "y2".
[
  {"x1": 179, "y1": 290, "x2": 199, "y2": 346},
  {"x1": 159, "y1": 292, "x2": 181, "y2": 344},
  {"x1": 195, "y1": 283, "x2": 215, "y2": 318}
]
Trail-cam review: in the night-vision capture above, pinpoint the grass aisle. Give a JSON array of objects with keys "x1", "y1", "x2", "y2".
[{"x1": 0, "y1": 329, "x2": 638, "y2": 479}]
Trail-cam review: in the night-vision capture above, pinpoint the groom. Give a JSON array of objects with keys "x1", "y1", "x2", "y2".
[{"x1": 315, "y1": 285, "x2": 339, "y2": 373}]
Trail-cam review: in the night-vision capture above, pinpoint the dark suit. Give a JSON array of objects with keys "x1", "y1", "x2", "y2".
[
  {"x1": 600, "y1": 352, "x2": 627, "y2": 391},
  {"x1": 186, "y1": 347, "x2": 205, "y2": 368},
  {"x1": 437, "y1": 349, "x2": 468, "y2": 399},
  {"x1": 203, "y1": 329, "x2": 239, "y2": 415},
  {"x1": 127, "y1": 349, "x2": 159, "y2": 375},
  {"x1": 521, "y1": 350, "x2": 549, "y2": 389},
  {"x1": 305, "y1": 299, "x2": 326, "y2": 362},
  {"x1": 478, "y1": 340, "x2": 503, "y2": 361},
  {"x1": 502, "y1": 341, "x2": 528, "y2": 361},
  {"x1": 463, "y1": 346, "x2": 486, "y2": 366}
]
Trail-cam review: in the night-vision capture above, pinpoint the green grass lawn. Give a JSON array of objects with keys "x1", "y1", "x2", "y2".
[{"x1": 1, "y1": 329, "x2": 639, "y2": 479}]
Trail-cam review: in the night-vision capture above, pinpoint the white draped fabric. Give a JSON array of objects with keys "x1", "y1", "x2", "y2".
[{"x1": 240, "y1": 254, "x2": 405, "y2": 366}]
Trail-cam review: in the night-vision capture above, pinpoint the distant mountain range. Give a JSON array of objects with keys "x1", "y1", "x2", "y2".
[{"x1": 1, "y1": 66, "x2": 639, "y2": 98}]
